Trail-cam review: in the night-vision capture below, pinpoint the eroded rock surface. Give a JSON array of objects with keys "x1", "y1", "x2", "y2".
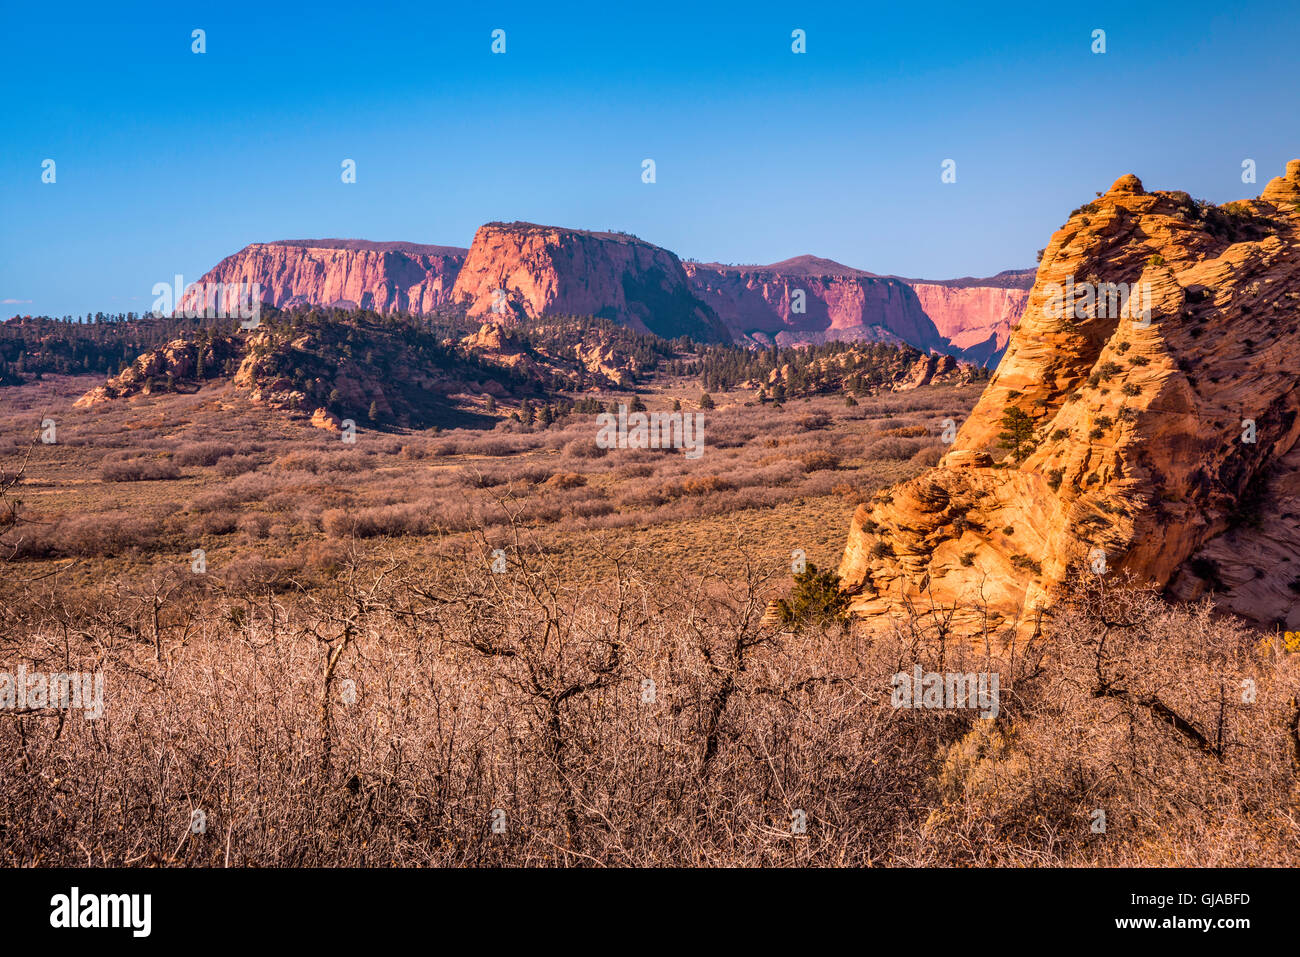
[
  {"x1": 840, "y1": 161, "x2": 1300, "y2": 632},
  {"x1": 180, "y1": 239, "x2": 467, "y2": 315}
]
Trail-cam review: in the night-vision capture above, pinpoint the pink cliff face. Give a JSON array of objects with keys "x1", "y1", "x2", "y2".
[
  {"x1": 683, "y1": 257, "x2": 1031, "y2": 363},
  {"x1": 179, "y1": 240, "x2": 467, "y2": 315},
  {"x1": 908, "y1": 283, "x2": 1029, "y2": 365},
  {"x1": 451, "y1": 223, "x2": 729, "y2": 342},
  {"x1": 682, "y1": 260, "x2": 935, "y2": 348},
  {"x1": 182, "y1": 234, "x2": 1031, "y2": 362}
]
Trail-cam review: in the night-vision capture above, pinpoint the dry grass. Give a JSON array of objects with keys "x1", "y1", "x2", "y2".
[{"x1": 0, "y1": 375, "x2": 971, "y2": 582}]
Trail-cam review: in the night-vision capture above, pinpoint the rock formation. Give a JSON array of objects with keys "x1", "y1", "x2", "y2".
[
  {"x1": 684, "y1": 257, "x2": 1030, "y2": 364},
  {"x1": 73, "y1": 335, "x2": 243, "y2": 407},
  {"x1": 74, "y1": 312, "x2": 520, "y2": 429},
  {"x1": 179, "y1": 239, "x2": 467, "y2": 315},
  {"x1": 183, "y1": 235, "x2": 1029, "y2": 362},
  {"x1": 451, "y1": 222, "x2": 731, "y2": 342},
  {"x1": 895, "y1": 353, "x2": 963, "y2": 391},
  {"x1": 906, "y1": 277, "x2": 1031, "y2": 366},
  {"x1": 683, "y1": 257, "x2": 938, "y2": 350},
  {"x1": 839, "y1": 161, "x2": 1300, "y2": 633}
]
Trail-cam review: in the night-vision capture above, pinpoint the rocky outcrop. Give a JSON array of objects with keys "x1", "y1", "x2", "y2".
[
  {"x1": 460, "y1": 319, "x2": 645, "y2": 390},
  {"x1": 74, "y1": 312, "x2": 521, "y2": 429},
  {"x1": 839, "y1": 161, "x2": 1300, "y2": 633},
  {"x1": 310, "y1": 407, "x2": 341, "y2": 432},
  {"x1": 895, "y1": 353, "x2": 963, "y2": 391},
  {"x1": 451, "y1": 223, "x2": 730, "y2": 342},
  {"x1": 73, "y1": 335, "x2": 243, "y2": 407},
  {"x1": 179, "y1": 240, "x2": 467, "y2": 315}
]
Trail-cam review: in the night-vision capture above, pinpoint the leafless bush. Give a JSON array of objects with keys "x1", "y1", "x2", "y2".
[
  {"x1": 1, "y1": 540, "x2": 1294, "y2": 867},
  {"x1": 198, "y1": 510, "x2": 240, "y2": 536},
  {"x1": 908, "y1": 445, "x2": 944, "y2": 469},
  {"x1": 896, "y1": 571, "x2": 1300, "y2": 866},
  {"x1": 216, "y1": 454, "x2": 262, "y2": 477},
  {"x1": 864, "y1": 436, "x2": 925, "y2": 461},
  {"x1": 101, "y1": 458, "x2": 181, "y2": 482},
  {"x1": 274, "y1": 449, "x2": 365, "y2": 474},
  {"x1": 544, "y1": 472, "x2": 588, "y2": 490},
  {"x1": 564, "y1": 438, "x2": 609, "y2": 460},
  {"x1": 10, "y1": 512, "x2": 164, "y2": 558},
  {"x1": 800, "y1": 451, "x2": 840, "y2": 472},
  {"x1": 797, "y1": 412, "x2": 832, "y2": 430},
  {"x1": 174, "y1": 441, "x2": 237, "y2": 467},
  {"x1": 322, "y1": 503, "x2": 430, "y2": 538}
]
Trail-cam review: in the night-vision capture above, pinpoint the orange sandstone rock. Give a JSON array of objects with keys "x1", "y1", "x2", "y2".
[{"x1": 839, "y1": 161, "x2": 1300, "y2": 633}]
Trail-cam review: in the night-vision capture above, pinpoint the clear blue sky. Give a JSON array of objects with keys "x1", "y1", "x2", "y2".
[{"x1": 3, "y1": 0, "x2": 1297, "y2": 317}]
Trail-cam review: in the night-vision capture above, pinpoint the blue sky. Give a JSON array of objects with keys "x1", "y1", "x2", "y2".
[{"x1": 2, "y1": 0, "x2": 1297, "y2": 317}]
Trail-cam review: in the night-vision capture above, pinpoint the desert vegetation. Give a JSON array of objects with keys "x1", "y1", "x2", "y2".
[
  {"x1": 2, "y1": 510, "x2": 1296, "y2": 866},
  {"x1": 1, "y1": 353, "x2": 1296, "y2": 867},
  {"x1": 0, "y1": 370, "x2": 971, "y2": 582}
]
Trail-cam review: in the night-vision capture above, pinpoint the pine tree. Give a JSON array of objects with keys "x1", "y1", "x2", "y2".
[{"x1": 997, "y1": 407, "x2": 1037, "y2": 463}]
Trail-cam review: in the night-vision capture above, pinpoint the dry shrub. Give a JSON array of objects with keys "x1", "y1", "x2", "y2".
[
  {"x1": 544, "y1": 472, "x2": 587, "y2": 490},
  {"x1": 879, "y1": 424, "x2": 929, "y2": 438},
  {"x1": 198, "y1": 510, "x2": 240, "y2": 535},
  {"x1": 398, "y1": 444, "x2": 428, "y2": 461},
  {"x1": 238, "y1": 513, "x2": 271, "y2": 540},
  {"x1": 216, "y1": 454, "x2": 262, "y2": 477},
  {"x1": 101, "y1": 458, "x2": 180, "y2": 482},
  {"x1": 460, "y1": 436, "x2": 522, "y2": 457},
  {"x1": 10, "y1": 512, "x2": 164, "y2": 558},
  {"x1": 667, "y1": 475, "x2": 734, "y2": 496},
  {"x1": 322, "y1": 503, "x2": 429, "y2": 538},
  {"x1": 192, "y1": 471, "x2": 280, "y2": 511},
  {"x1": 215, "y1": 554, "x2": 301, "y2": 591},
  {"x1": 711, "y1": 431, "x2": 757, "y2": 449},
  {"x1": 0, "y1": 541, "x2": 944, "y2": 866},
  {"x1": 274, "y1": 450, "x2": 364, "y2": 474},
  {"x1": 865, "y1": 436, "x2": 924, "y2": 461},
  {"x1": 456, "y1": 468, "x2": 506, "y2": 489},
  {"x1": 174, "y1": 441, "x2": 237, "y2": 467},
  {"x1": 2, "y1": 532, "x2": 1289, "y2": 867},
  {"x1": 897, "y1": 572, "x2": 1300, "y2": 866},
  {"x1": 908, "y1": 445, "x2": 944, "y2": 469},
  {"x1": 564, "y1": 438, "x2": 609, "y2": 460},
  {"x1": 831, "y1": 482, "x2": 864, "y2": 501},
  {"x1": 301, "y1": 540, "x2": 349, "y2": 577},
  {"x1": 797, "y1": 412, "x2": 832, "y2": 430},
  {"x1": 800, "y1": 451, "x2": 840, "y2": 472},
  {"x1": 516, "y1": 466, "x2": 554, "y2": 485}
]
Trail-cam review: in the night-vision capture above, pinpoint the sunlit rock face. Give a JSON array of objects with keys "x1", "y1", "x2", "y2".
[
  {"x1": 181, "y1": 239, "x2": 468, "y2": 315},
  {"x1": 452, "y1": 223, "x2": 730, "y2": 342},
  {"x1": 840, "y1": 161, "x2": 1300, "y2": 633}
]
